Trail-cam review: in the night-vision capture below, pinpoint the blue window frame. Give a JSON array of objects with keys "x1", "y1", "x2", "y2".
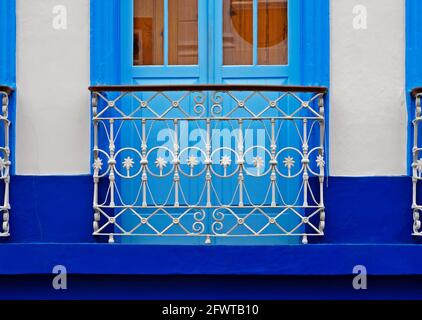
[
  {"x1": 91, "y1": 0, "x2": 329, "y2": 87},
  {"x1": 120, "y1": 0, "x2": 300, "y2": 85}
]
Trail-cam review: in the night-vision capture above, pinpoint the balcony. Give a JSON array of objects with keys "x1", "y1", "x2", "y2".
[
  {"x1": 413, "y1": 88, "x2": 422, "y2": 235},
  {"x1": 89, "y1": 84, "x2": 327, "y2": 244},
  {"x1": 0, "y1": 86, "x2": 12, "y2": 237}
]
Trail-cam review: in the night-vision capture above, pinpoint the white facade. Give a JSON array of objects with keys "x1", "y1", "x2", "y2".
[
  {"x1": 16, "y1": 0, "x2": 90, "y2": 175},
  {"x1": 15, "y1": 0, "x2": 407, "y2": 176},
  {"x1": 330, "y1": 0, "x2": 406, "y2": 176}
]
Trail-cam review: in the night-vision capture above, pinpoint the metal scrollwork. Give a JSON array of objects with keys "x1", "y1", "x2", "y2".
[
  {"x1": 90, "y1": 85, "x2": 327, "y2": 244},
  {"x1": 0, "y1": 89, "x2": 11, "y2": 237}
]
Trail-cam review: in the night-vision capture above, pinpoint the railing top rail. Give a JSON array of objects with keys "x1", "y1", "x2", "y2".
[
  {"x1": 413, "y1": 88, "x2": 422, "y2": 97},
  {"x1": 0, "y1": 86, "x2": 13, "y2": 95},
  {"x1": 89, "y1": 84, "x2": 328, "y2": 94},
  {"x1": 411, "y1": 87, "x2": 422, "y2": 97}
]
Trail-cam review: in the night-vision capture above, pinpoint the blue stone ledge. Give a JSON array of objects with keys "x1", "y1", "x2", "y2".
[{"x1": 0, "y1": 244, "x2": 421, "y2": 276}]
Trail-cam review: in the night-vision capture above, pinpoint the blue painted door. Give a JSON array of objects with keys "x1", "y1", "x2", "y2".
[{"x1": 118, "y1": 0, "x2": 302, "y2": 244}]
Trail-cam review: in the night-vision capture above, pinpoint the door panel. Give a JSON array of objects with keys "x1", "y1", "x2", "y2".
[
  {"x1": 258, "y1": 0, "x2": 288, "y2": 65},
  {"x1": 133, "y1": 0, "x2": 164, "y2": 65},
  {"x1": 222, "y1": 0, "x2": 253, "y2": 65},
  {"x1": 168, "y1": 0, "x2": 199, "y2": 65}
]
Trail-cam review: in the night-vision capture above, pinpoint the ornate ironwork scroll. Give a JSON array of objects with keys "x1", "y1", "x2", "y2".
[{"x1": 0, "y1": 87, "x2": 12, "y2": 237}]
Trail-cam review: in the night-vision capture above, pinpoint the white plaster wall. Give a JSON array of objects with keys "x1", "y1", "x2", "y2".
[
  {"x1": 330, "y1": 0, "x2": 407, "y2": 176},
  {"x1": 16, "y1": 0, "x2": 90, "y2": 175}
]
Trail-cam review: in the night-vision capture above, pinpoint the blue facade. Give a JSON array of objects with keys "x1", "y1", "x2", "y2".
[{"x1": 1, "y1": 0, "x2": 422, "y2": 299}]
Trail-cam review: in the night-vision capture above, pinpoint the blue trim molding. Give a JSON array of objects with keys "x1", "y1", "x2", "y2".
[
  {"x1": 0, "y1": 243, "x2": 421, "y2": 276},
  {"x1": 0, "y1": 244, "x2": 422, "y2": 276},
  {"x1": 3, "y1": 275, "x2": 422, "y2": 300},
  {"x1": 90, "y1": 0, "x2": 121, "y2": 85},
  {"x1": 301, "y1": 0, "x2": 330, "y2": 88},
  {"x1": 406, "y1": 0, "x2": 422, "y2": 174},
  {"x1": 302, "y1": 0, "x2": 330, "y2": 172},
  {"x1": 0, "y1": 0, "x2": 16, "y2": 172},
  {"x1": 0, "y1": 0, "x2": 15, "y2": 87}
]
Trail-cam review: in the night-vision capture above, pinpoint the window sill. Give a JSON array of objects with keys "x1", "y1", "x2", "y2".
[{"x1": 0, "y1": 243, "x2": 421, "y2": 276}]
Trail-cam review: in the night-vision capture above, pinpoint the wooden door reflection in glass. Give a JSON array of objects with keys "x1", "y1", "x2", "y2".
[
  {"x1": 133, "y1": 0, "x2": 164, "y2": 65},
  {"x1": 134, "y1": 0, "x2": 198, "y2": 66},
  {"x1": 223, "y1": 0, "x2": 288, "y2": 66},
  {"x1": 168, "y1": 0, "x2": 198, "y2": 65}
]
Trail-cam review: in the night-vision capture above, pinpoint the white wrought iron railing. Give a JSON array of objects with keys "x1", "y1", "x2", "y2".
[
  {"x1": 90, "y1": 84, "x2": 327, "y2": 244},
  {"x1": 413, "y1": 88, "x2": 422, "y2": 235},
  {"x1": 0, "y1": 86, "x2": 11, "y2": 237}
]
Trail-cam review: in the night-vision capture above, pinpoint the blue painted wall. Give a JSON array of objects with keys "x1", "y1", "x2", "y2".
[
  {"x1": 323, "y1": 177, "x2": 414, "y2": 244},
  {"x1": 4, "y1": 176, "x2": 94, "y2": 244},
  {"x1": 1, "y1": 176, "x2": 416, "y2": 246}
]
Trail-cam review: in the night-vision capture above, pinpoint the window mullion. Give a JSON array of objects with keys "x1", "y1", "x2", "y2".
[
  {"x1": 164, "y1": 0, "x2": 169, "y2": 66},
  {"x1": 253, "y1": 0, "x2": 258, "y2": 65}
]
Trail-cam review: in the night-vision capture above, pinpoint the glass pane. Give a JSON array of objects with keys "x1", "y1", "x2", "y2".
[
  {"x1": 133, "y1": 0, "x2": 164, "y2": 65},
  {"x1": 168, "y1": 0, "x2": 198, "y2": 65},
  {"x1": 223, "y1": 0, "x2": 253, "y2": 65},
  {"x1": 258, "y1": 0, "x2": 288, "y2": 65}
]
